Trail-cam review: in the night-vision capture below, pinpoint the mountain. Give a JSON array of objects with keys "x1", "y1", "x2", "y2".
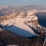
[
  {"x1": 0, "y1": 6, "x2": 15, "y2": 16},
  {"x1": 14, "y1": 5, "x2": 46, "y2": 12},
  {"x1": 0, "y1": 5, "x2": 46, "y2": 16},
  {"x1": 0, "y1": 5, "x2": 46, "y2": 46},
  {"x1": 0, "y1": 13, "x2": 38, "y2": 37},
  {"x1": 0, "y1": 11, "x2": 46, "y2": 37}
]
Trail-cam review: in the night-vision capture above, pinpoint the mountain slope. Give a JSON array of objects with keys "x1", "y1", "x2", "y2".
[
  {"x1": 0, "y1": 10, "x2": 46, "y2": 33},
  {"x1": 0, "y1": 12, "x2": 44, "y2": 37},
  {"x1": 0, "y1": 29, "x2": 46, "y2": 46}
]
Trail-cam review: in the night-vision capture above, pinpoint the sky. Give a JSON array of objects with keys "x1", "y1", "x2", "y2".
[{"x1": 0, "y1": 0, "x2": 46, "y2": 7}]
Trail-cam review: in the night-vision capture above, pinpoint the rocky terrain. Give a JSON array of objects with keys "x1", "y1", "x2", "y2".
[
  {"x1": 0, "y1": 27, "x2": 46, "y2": 46},
  {"x1": 0, "y1": 5, "x2": 46, "y2": 46}
]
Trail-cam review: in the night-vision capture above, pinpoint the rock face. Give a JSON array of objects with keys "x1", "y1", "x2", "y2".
[
  {"x1": 0, "y1": 24, "x2": 46, "y2": 46},
  {"x1": 0, "y1": 30, "x2": 46, "y2": 46},
  {"x1": 44, "y1": 42, "x2": 46, "y2": 46}
]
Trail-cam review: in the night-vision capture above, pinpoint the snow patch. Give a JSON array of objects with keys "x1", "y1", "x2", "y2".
[{"x1": 7, "y1": 45, "x2": 18, "y2": 46}]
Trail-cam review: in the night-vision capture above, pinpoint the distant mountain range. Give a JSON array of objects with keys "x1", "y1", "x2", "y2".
[{"x1": 0, "y1": 5, "x2": 46, "y2": 16}]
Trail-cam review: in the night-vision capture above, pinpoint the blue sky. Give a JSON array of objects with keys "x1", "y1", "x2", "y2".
[{"x1": 0, "y1": 0, "x2": 46, "y2": 7}]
